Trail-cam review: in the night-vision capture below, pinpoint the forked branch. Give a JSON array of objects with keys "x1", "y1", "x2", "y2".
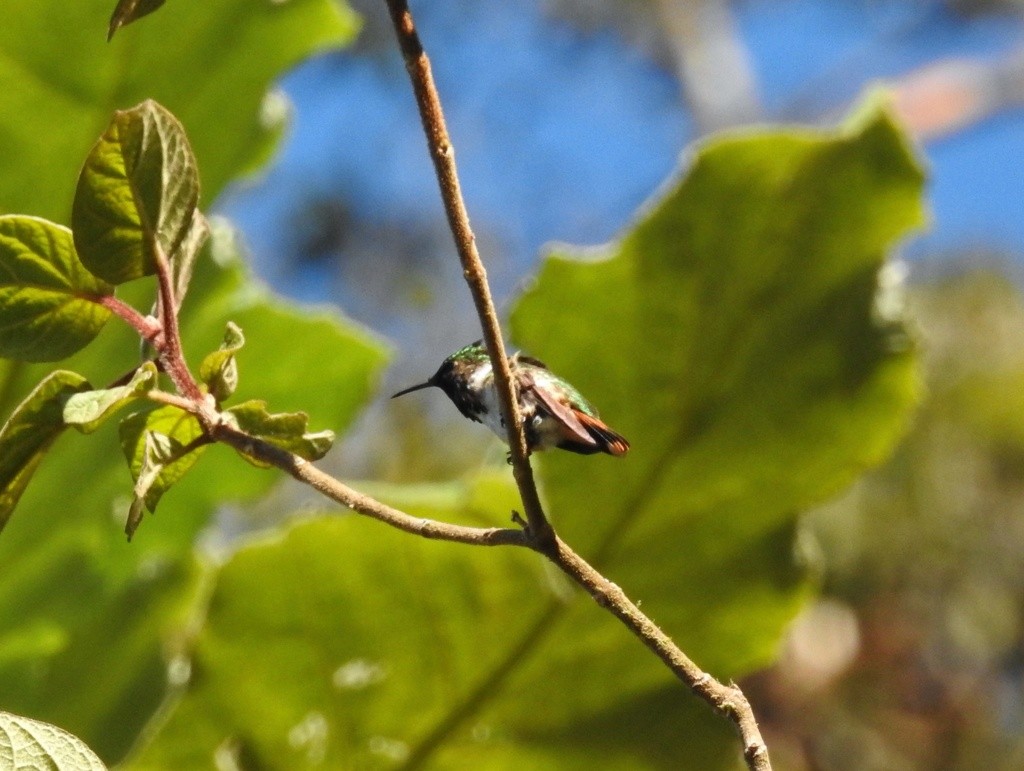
[
  {"x1": 382, "y1": 0, "x2": 551, "y2": 545},
  {"x1": 101, "y1": 3, "x2": 772, "y2": 765}
]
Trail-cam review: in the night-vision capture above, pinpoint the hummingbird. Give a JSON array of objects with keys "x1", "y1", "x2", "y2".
[{"x1": 392, "y1": 341, "x2": 629, "y2": 456}]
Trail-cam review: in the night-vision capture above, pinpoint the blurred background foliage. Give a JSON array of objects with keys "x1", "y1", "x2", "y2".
[
  {"x1": 0, "y1": 0, "x2": 1023, "y2": 769},
  {"x1": 750, "y1": 275, "x2": 1024, "y2": 769}
]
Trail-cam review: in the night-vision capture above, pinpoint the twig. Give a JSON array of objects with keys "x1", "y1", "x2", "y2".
[
  {"x1": 211, "y1": 423, "x2": 527, "y2": 547},
  {"x1": 95, "y1": 293, "x2": 162, "y2": 342},
  {"x1": 383, "y1": 0, "x2": 551, "y2": 545},
  {"x1": 382, "y1": 2, "x2": 772, "y2": 768},
  {"x1": 553, "y1": 537, "x2": 771, "y2": 770},
  {"x1": 145, "y1": 389, "x2": 202, "y2": 414}
]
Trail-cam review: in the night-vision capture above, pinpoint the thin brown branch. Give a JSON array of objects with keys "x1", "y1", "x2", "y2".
[
  {"x1": 384, "y1": 0, "x2": 551, "y2": 545},
  {"x1": 145, "y1": 389, "x2": 201, "y2": 414},
  {"x1": 550, "y1": 536, "x2": 771, "y2": 770},
  {"x1": 382, "y1": 2, "x2": 772, "y2": 768},
  {"x1": 211, "y1": 423, "x2": 527, "y2": 547}
]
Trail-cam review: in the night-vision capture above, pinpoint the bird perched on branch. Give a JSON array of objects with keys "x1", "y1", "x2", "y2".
[{"x1": 393, "y1": 341, "x2": 629, "y2": 457}]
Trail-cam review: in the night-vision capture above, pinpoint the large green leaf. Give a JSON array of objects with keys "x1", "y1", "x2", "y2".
[
  {"x1": 0, "y1": 226, "x2": 387, "y2": 763},
  {"x1": 127, "y1": 476, "x2": 740, "y2": 769},
  {"x1": 73, "y1": 100, "x2": 199, "y2": 285},
  {"x1": 126, "y1": 478, "x2": 544, "y2": 768},
  {"x1": 508, "y1": 107, "x2": 925, "y2": 678},
  {"x1": 0, "y1": 0, "x2": 358, "y2": 222},
  {"x1": 0, "y1": 216, "x2": 113, "y2": 361}
]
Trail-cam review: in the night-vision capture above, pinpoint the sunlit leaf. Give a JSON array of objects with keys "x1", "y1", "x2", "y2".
[
  {"x1": 0, "y1": 371, "x2": 89, "y2": 532},
  {"x1": 119, "y1": 404, "x2": 207, "y2": 523},
  {"x1": 62, "y1": 362, "x2": 157, "y2": 434},
  {"x1": 107, "y1": 0, "x2": 166, "y2": 41},
  {"x1": 0, "y1": 216, "x2": 113, "y2": 362},
  {"x1": 124, "y1": 430, "x2": 177, "y2": 540},
  {"x1": 224, "y1": 399, "x2": 334, "y2": 466},
  {"x1": 509, "y1": 107, "x2": 925, "y2": 679},
  {"x1": 198, "y1": 321, "x2": 244, "y2": 402},
  {"x1": 0, "y1": 710, "x2": 106, "y2": 770},
  {"x1": 126, "y1": 473, "x2": 740, "y2": 768},
  {"x1": 72, "y1": 100, "x2": 199, "y2": 285}
]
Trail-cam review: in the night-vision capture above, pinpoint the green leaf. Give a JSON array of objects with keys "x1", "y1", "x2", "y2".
[
  {"x1": 72, "y1": 100, "x2": 199, "y2": 285},
  {"x1": 128, "y1": 477, "x2": 738, "y2": 768},
  {"x1": 62, "y1": 362, "x2": 158, "y2": 434},
  {"x1": 0, "y1": 710, "x2": 106, "y2": 770},
  {"x1": 169, "y1": 210, "x2": 210, "y2": 312},
  {"x1": 126, "y1": 480, "x2": 538, "y2": 768},
  {"x1": 0, "y1": 216, "x2": 113, "y2": 362},
  {"x1": 124, "y1": 430, "x2": 177, "y2": 540},
  {"x1": 224, "y1": 399, "x2": 334, "y2": 465},
  {"x1": 107, "y1": 0, "x2": 166, "y2": 41},
  {"x1": 0, "y1": 0, "x2": 358, "y2": 222},
  {"x1": 509, "y1": 107, "x2": 925, "y2": 676},
  {"x1": 119, "y1": 404, "x2": 207, "y2": 525},
  {"x1": 0, "y1": 370, "x2": 89, "y2": 533},
  {"x1": 198, "y1": 321, "x2": 244, "y2": 402}
]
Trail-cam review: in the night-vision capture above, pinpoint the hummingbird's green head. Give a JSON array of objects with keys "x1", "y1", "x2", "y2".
[{"x1": 391, "y1": 341, "x2": 489, "y2": 400}]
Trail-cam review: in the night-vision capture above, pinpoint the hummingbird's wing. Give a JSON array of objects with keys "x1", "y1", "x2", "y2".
[
  {"x1": 519, "y1": 371, "x2": 597, "y2": 448},
  {"x1": 517, "y1": 362, "x2": 629, "y2": 456}
]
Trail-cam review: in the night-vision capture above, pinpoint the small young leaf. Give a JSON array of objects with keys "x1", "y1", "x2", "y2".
[
  {"x1": 124, "y1": 431, "x2": 175, "y2": 540},
  {"x1": 73, "y1": 100, "x2": 200, "y2": 285},
  {"x1": 0, "y1": 216, "x2": 114, "y2": 361},
  {"x1": 0, "y1": 371, "x2": 91, "y2": 532},
  {"x1": 63, "y1": 362, "x2": 158, "y2": 434},
  {"x1": 107, "y1": 0, "x2": 167, "y2": 41},
  {"x1": 224, "y1": 400, "x2": 334, "y2": 466},
  {"x1": 0, "y1": 710, "x2": 106, "y2": 770},
  {"x1": 199, "y1": 321, "x2": 245, "y2": 402},
  {"x1": 119, "y1": 405, "x2": 208, "y2": 533}
]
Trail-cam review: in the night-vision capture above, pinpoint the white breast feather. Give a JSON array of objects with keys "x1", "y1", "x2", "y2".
[{"x1": 472, "y1": 363, "x2": 507, "y2": 439}]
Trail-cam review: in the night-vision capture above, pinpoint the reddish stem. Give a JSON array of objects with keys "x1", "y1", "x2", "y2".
[
  {"x1": 94, "y1": 294, "x2": 161, "y2": 342},
  {"x1": 152, "y1": 243, "x2": 205, "y2": 403}
]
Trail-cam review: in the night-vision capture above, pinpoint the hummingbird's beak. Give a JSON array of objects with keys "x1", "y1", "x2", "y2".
[{"x1": 391, "y1": 380, "x2": 436, "y2": 399}]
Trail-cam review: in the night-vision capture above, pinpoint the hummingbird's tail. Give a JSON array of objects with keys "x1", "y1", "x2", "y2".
[{"x1": 574, "y1": 412, "x2": 630, "y2": 456}]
